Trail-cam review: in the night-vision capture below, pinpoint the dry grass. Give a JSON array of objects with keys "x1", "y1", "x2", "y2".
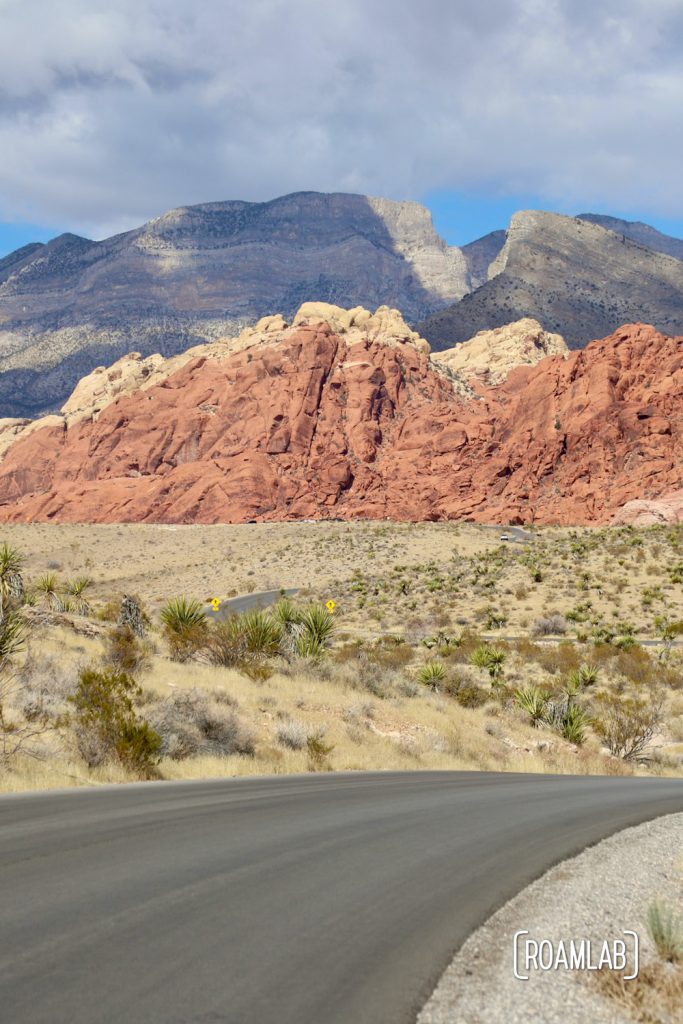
[
  {"x1": 594, "y1": 961, "x2": 683, "y2": 1024},
  {"x1": 1, "y1": 520, "x2": 683, "y2": 792}
]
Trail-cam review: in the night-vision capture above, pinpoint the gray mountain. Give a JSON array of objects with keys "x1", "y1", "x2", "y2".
[
  {"x1": 461, "y1": 229, "x2": 506, "y2": 289},
  {"x1": 576, "y1": 213, "x2": 683, "y2": 261},
  {"x1": 419, "y1": 210, "x2": 683, "y2": 349},
  {"x1": 0, "y1": 192, "x2": 469, "y2": 417}
]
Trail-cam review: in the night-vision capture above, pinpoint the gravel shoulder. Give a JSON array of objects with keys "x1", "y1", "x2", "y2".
[{"x1": 418, "y1": 812, "x2": 683, "y2": 1024}]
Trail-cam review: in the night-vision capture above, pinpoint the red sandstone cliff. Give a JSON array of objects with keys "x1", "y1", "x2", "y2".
[{"x1": 0, "y1": 309, "x2": 680, "y2": 525}]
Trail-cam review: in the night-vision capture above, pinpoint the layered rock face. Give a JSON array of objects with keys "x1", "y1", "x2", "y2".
[
  {"x1": 432, "y1": 318, "x2": 568, "y2": 387},
  {"x1": 0, "y1": 309, "x2": 680, "y2": 526},
  {"x1": 420, "y1": 211, "x2": 683, "y2": 349},
  {"x1": 0, "y1": 192, "x2": 468, "y2": 418}
]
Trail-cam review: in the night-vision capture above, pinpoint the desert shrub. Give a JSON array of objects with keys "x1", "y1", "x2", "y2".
[
  {"x1": 515, "y1": 686, "x2": 550, "y2": 727},
  {"x1": 561, "y1": 704, "x2": 589, "y2": 745},
  {"x1": 452, "y1": 682, "x2": 489, "y2": 708},
  {"x1": 295, "y1": 604, "x2": 336, "y2": 658},
  {"x1": 207, "y1": 616, "x2": 248, "y2": 667},
  {"x1": 106, "y1": 624, "x2": 153, "y2": 675},
  {"x1": 484, "y1": 607, "x2": 508, "y2": 629},
  {"x1": 17, "y1": 651, "x2": 74, "y2": 723},
  {"x1": 567, "y1": 663, "x2": 599, "y2": 690},
  {"x1": 32, "y1": 572, "x2": 64, "y2": 611},
  {"x1": 148, "y1": 688, "x2": 254, "y2": 760},
  {"x1": 276, "y1": 719, "x2": 309, "y2": 750},
  {"x1": 0, "y1": 542, "x2": 25, "y2": 612},
  {"x1": 532, "y1": 614, "x2": 567, "y2": 636},
  {"x1": 0, "y1": 610, "x2": 49, "y2": 767},
  {"x1": 241, "y1": 608, "x2": 283, "y2": 657},
  {"x1": 161, "y1": 597, "x2": 208, "y2": 662},
  {"x1": 647, "y1": 899, "x2": 683, "y2": 962},
  {"x1": 69, "y1": 667, "x2": 161, "y2": 778},
  {"x1": 64, "y1": 576, "x2": 93, "y2": 615},
  {"x1": 119, "y1": 594, "x2": 148, "y2": 637},
  {"x1": 417, "y1": 661, "x2": 447, "y2": 691},
  {"x1": 470, "y1": 644, "x2": 506, "y2": 681},
  {"x1": 593, "y1": 691, "x2": 663, "y2": 760},
  {"x1": 306, "y1": 730, "x2": 334, "y2": 771}
]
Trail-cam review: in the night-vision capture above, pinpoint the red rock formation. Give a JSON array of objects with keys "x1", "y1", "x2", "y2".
[{"x1": 0, "y1": 319, "x2": 680, "y2": 526}]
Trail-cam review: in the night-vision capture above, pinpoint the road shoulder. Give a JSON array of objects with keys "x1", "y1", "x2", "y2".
[{"x1": 418, "y1": 812, "x2": 683, "y2": 1024}]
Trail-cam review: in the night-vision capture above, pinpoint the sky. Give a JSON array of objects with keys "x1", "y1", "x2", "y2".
[{"x1": 1, "y1": 0, "x2": 683, "y2": 258}]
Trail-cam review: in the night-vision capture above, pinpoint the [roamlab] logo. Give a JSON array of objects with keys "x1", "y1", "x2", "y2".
[{"x1": 513, "y1": 930, "x2": 639, "y2": 981}]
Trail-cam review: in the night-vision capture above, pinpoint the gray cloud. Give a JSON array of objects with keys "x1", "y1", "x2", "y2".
[{"x1": 0, "y1": 0, "x2": 681, "y2": 237}]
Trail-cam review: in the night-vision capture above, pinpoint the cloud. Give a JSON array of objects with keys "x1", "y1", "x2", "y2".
[{"x1": 0, "y1": 0, "x2": 681, "y2": 237}]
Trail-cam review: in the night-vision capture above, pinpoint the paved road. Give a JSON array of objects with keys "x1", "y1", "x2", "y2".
[
  {"x1": 206, "y1": 587, "x2": 299, "y2": 621},
  {"x1": 481, "y1": 524, "x2": 535, "y2": 543},
  {"x1": 2, "y1": 773, "x2": 682, "y2": 1024}
]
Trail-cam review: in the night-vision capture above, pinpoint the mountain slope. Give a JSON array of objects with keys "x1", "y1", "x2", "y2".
[
  {"x1": 0, "y1": 192, "x2": 468, "y2": 418},
  {"x1": 577, "y1": 213, "x2": 683, "y2": 261},
  {"x1": 0, "y1": 304, "x2": 680, "y2": 526},
  {"x1": 419, "y1": 211, "x2": 683, "y2": 348}
]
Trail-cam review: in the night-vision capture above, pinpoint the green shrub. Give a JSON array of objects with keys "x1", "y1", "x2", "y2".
[
  {"x1": 306, "y1": 731, "x2": 334, "y2": 771},
  {"x1": 295, "y1": 604, "x2": 336, "y2": 658},
  {"x1": 106, "y1": 624, "x2": 153, "y2": 675},
  {"x1": 470, "y1": 644, "x2": 506, "y2": 681},
  {"x1": 647, "y1": 899, "x2": 683, "y2": 962},
  {"x1": 452, "y1": 683, "x2": 489, "y2": 708},
  {"x1": 417, "y1": 661, "x2": 447, "y2": 690},
  {"x1": 69, "y1": 667, "x2": 161, "y2": 778},
  {"x1": 240, "y1": 608, "x2": 283, "y2": 657},
  {"x1": 64, "y1": 576, "x2": 93, "y2": 615},
  {"x1": 593, "y1": 691, "x2": 663, "y2": 760},
  {"x1": 160, "y1": 597, "x2": 208, "y2": 662},
  {"x1": 515, "y1": 687, "x2": 549, "y2": 727},
  {"x1": 0, "y1": 542, "x2": 25, "y2": 612},
  {"x1": 561, "y1": 704, "x2": 589, "y2": 745},
  {"x1": 32, "y1": 572, "x2": 63, "y2": 611}
]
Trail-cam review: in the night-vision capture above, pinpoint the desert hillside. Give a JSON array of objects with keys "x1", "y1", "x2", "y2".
[{"x1": 0, "y1": 303, "x2": 680, "y2": 526}]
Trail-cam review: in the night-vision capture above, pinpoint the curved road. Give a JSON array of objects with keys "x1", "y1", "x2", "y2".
[{"x1": 2, "y1": 772, "x2": 682, "y2": 1024}]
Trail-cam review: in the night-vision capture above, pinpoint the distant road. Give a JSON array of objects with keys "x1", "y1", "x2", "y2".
[
  {"x1": 2, "y1": 773, "x2": 682, "y2": 1024},
  {"x1": 205, "y1": 587, "x2": 299, "y2": 620}
]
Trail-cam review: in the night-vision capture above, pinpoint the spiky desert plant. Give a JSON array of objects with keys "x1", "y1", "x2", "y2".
[
  {"x1": 647, "y1": 899, "x2": 683, "y2": 962},
  {"x1": 0, "y1": 543, "x2": 25, "y2": 616},
  {"x1": 32, "y1": 572, "x2": 64, "y2": 611},
  {"x1": 0, "y1": 608, "x2": 26, "y2": 667},
  {"x1": 515, "y1": 686, "x2": 549, "y2": 727},
  {"x1": 240, "y1": 608, "x2": 283, "y2": 658},
  {"x1": 65, "y1": 576, "x2": 93, "y2": 615},
  {"x1": 295, "y1": 604, "x2": 336, "y2": 658},
  {"x1": 160, "y1": 597, "x2": 208, "y2": 662},
  {"x1": 470, "y1": 644, "x2": 506, "y2": 681},
  {"x1": 560, "y1": 703, "x2": 589, "y2": 745},
  {"x1": 417, "y1": 661, "x2": 447, "y2": 691}
]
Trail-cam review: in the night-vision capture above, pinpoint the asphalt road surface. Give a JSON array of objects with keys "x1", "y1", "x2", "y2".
[
  {"x1": 206, "y1": 588, "x2": 299, "y2": 621},
  {"x1": 3, "y1": 772, "x2": 682, "y2": 1024}
]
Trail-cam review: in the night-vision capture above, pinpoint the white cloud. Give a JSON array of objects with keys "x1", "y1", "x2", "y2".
[{"x1": 0, "y1": 0, "x2": 681, "y2": 236}]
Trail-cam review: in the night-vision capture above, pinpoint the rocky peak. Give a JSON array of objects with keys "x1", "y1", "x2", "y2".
[{"x1": 432, "y1": 318, "x2": 568, "y2": 386}]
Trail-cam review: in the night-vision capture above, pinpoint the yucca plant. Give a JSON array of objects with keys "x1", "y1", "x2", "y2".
[
  {"x1": 470, "y1": 644, "x2": 506, "y2": 681},
  {"x1": 647, "y1": 898, "x2": 683, "y2": 962},
  {"x1": 0, "y1": 543, "x2": 25, "y2": 616},
  {"x1": 0, "y1": 608, "x2": 26, "y2": 666},
  {"x1": 65, "y1": 576, "x2": 93, "y2": 615},
  {"x1": 515, "y1": 686, "x2": 549, "y2": 727},
  {"x1": 160, "y1": 597, "x2": 208, "y2": 662},
  {"x1": 241, "y1": 608, "x2": 282, "y2": 658},
  {"x1": 295, "y1": 604, "x2": 336, "y2": 659},
  {"x1": 32, "y1": 572, "x2": 64, "y2": 611},
  {"x1": 417, "y1": 661, "x2": 447, "y2": 691},
  {"x1": 560, "y1": 703, "x2": 589, "y2": 745}
]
